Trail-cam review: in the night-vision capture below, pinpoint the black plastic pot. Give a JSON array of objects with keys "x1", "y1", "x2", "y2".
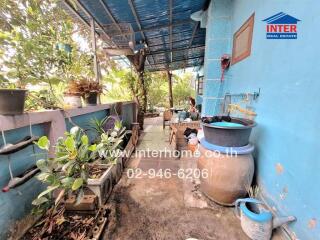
[
  {"x1": 83, "y1": 92, "x2": 98, "y2": 106},
  {"x1": 0, "y1": 89, "x2": 27, "y2": 115},
  {"x1": 202, "y1": 117, "x2": 256, "y2": 147}
]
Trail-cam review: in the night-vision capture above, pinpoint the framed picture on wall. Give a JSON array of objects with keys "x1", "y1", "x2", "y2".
[{"x1": 231, "y1": 13, "x2": 255, "y2": 65}]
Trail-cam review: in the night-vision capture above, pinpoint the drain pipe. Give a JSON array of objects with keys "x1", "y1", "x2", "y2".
[{"x1": 190, "y1": 0, "x2": 211, "y2": 28}]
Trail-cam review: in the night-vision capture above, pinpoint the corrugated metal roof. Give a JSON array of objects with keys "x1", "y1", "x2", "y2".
[{"x1": 61, "y1": 0, "x2": 207, "y2": 71}]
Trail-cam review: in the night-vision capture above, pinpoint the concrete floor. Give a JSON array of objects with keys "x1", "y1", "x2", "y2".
[{"x1": 103, "y1": 116, "x2": 252, "y2": 240}]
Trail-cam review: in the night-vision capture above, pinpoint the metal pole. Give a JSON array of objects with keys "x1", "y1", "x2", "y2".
[{"x1": 90, "y1": 18, "x2": 99, "y2": 82}]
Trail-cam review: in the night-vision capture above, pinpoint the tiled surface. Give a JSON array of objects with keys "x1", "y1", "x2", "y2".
[{"x1": 136, "y1": 117, "x2": 174, "y2": 152}]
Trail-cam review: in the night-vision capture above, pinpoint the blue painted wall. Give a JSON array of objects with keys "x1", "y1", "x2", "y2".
[
  {"x1": 65, "y1": 110, "x2": 109, "y2": 142},
  {"x1": 203, "y1": 0, "x2": 320, "y2": 239},
  {"x1": 0, "y1": 111, "x2": 108, "y2": 239},
  {"x1": 202, "y1": 0, "x2": 232, "y2": 116},
  {"x1": 0, "y1": 125, "x2": 46, "y2": 239}
]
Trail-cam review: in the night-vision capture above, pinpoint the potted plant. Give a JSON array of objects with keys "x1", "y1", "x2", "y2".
[
  {"x1": 63, "y1": 79, "x2": 103, "y2": 108},
  {"x1": 77, "y1": 79, "x2": 103, "y2": 106},
  {"x1": 81, "y1": 79, "x2": 103, "y2": 106},
  {"x1": 0, "y1": 76, "x2": 27, "y2": 115},
  {"x1": 0, "y1": 89, "x2": 27, "y2": 115},
  {"x1": 23, "y1": 127, "x2": 102, "y2": 238},
  {"x1": 32, "y1": 127, "x2": 99, "y2": 211},
  {"x1": 63, "y1": 80, "x2": 83, "y2": 108},
  {"x1": 90, "y1": 117, "x2": 126, "y2": 188},
  {"x1": 0, "y1": 16, "x2": 76, "y2": 115}
]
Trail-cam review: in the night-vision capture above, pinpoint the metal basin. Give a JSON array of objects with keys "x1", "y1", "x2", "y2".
[{"x1": 202, "y1": 117, "x2": 256, "y2": 147}]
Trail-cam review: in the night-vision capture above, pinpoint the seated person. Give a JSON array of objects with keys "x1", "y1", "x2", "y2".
[
  {"x1": 189, "y1": 97, "x2": 196, "y2": 113},
  {"x1": 178, "y1": 97, "x2": 199, "y2": 121}
]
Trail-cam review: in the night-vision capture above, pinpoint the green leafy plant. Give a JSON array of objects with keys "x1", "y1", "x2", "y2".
[
  {"x1": 25, "y1": 90, "x2": 62, "y2": 111},
  {"x1": 32, "y1": 126, "x2": 98, "y2": 213},
  {"x1": 65, "y1": 79, "x2": 103, "y2": 97},
  {"x1": 91, "y1": 116, "x2": 127, "y2": 164}
]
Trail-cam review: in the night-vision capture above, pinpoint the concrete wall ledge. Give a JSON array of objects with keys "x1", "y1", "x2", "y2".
[
  {"x1": 0, "y1": 101, "x2": 135, "y2": 132},
  {"x1": 0, "y1": 101, "x2": 136, "y2": 155}
]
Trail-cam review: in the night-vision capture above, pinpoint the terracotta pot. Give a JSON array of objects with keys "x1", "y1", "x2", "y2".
[{"x1": 197, "y1": 144, "x2": 254, "y2": 206}]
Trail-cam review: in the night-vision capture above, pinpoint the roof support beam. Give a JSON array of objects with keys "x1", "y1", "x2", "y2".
[
  {"x1": 128, "y1": 0, "x2": 155, "y2": 65},
  {"x1": 148, "y1": 35, "x2": 204, "y2": 48},
  {"x1": 167, "y1": 70, "x2": 173, "y2": 108},
  {"x1": 168, "y1": 0, "x2": 173, "y2": 63},
  {"x1": 98, "y1": 0, "x2": 151, "y2": 67},
  {"x1": 150, "y1": 55, "x2": 204, "y2": 66},
  {"x1": 98, "y1": 0, "x2": 122, "y2": 33},
  {"x1": 189, "y1": 22, "x2": 199, "y2": 49},
  {"x1": 147, "y1": 28, "x2": 195, "y2": 40},
  {"x1": 72, "y1": 0, "x2": 116, "y2": 47},
  {"x1": 147, "y1": 63, "x2": 201, "y2": 71},
  {"x1": 62, "y1": 0, "x2": 100, "y2": 37},
  {"x1": 184, "y1": 21, "x2": 199, "y2": 68},
  {"x1": 90, "y1": 18, "x2": 99, "y2": 82},
  {"x1": 160, "y1": 33, "x2": 170, "y2": 70},
  {"x1": 143, "y1": 19, "x2": 192, "y2": 32},
  {"x1": 104, "y1": 20, "x2": 194, "y2": 36},
  {"x1": 146, "y1": 45, "x2": 205, "y2": 56},
  {"x1": 148, "y1": 63, "x2": 203, "y2": 72}
]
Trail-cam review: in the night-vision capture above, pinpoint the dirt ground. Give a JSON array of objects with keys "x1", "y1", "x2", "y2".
[
  {"x1": 102, "y1": 117, "x2": 250, "y2": 240},
  {"x1": 103, "y1": 168, "x2": 249, "y2": 240}
]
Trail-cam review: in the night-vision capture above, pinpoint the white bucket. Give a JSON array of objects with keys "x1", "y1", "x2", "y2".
[{"x1": 63, "y1": 95, "x2": 82, "y2": 108}]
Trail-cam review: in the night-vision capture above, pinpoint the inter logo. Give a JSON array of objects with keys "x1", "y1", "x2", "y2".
[{"x1": 263, "y1": 12, "x2": 300, "y2": 39}]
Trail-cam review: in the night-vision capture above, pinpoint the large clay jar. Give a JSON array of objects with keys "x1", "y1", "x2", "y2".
[{"x1": 198, "y1": 144, "x2": 254, "y2": 206}]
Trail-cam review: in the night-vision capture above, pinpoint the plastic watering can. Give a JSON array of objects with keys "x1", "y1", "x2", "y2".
[{"x1": 235, "y1": 198, "x2": 296, "y2": 240}]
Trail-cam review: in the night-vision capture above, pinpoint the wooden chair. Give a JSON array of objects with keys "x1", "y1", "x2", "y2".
[{"x1": 163, "y1": 110, "x2": 172, "y2": 129}]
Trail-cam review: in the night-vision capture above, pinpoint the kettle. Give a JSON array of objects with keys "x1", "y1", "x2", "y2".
[{"x1": 235, "y1": 198, "x2": 296, "y2": 240}]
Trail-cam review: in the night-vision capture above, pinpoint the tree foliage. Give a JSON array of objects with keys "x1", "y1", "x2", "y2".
[
  {"x1": 0, "y1": 0, "x2": 93, "y2": 88},
  {"x1": 103, "y1": 67, "x2": 135, "y2": 101},
  {"x1": 144, "y1": 71, "x2": 169, "y2": 109},
  {"x1": 172, "y1": 72, "x2": 195, "y2": 107},
  {"x1": 103, "y1": 67, "x2": 195, "y2": 109}
]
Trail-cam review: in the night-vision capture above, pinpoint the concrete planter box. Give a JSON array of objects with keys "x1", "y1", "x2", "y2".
[
  {"x1": 53, "y1": 189, "x2": 98, "y2": 212},
  {"x1": 87, "y1": 155, "x2": 127, "y2": 207},
  {"x1": 122, "y1": 137, "x2": 135, "y2": 167},
  {"x1": 111, "y1": 157, "x2": 123, "y2": 185},
  {"x1": 87, "y1": 164, "x2": 113, "y2": 206},
  {"x1": 121, "y1": 125, "x2": 139, "y2": 167},
  {"x1": 64, "y1": 194, "x2": 97, "y2": 211}
]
